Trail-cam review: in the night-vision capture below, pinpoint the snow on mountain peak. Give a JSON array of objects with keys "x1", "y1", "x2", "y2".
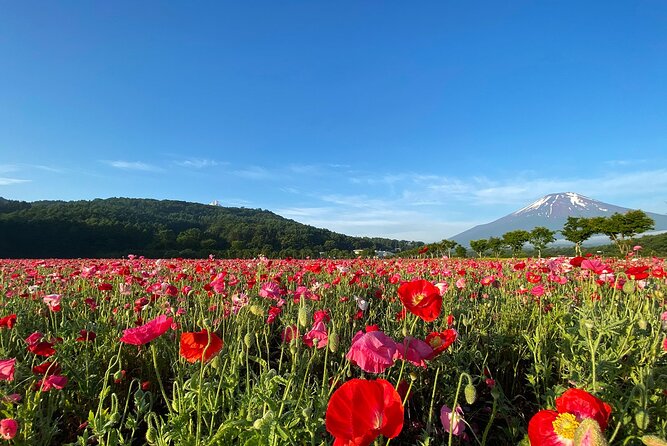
[{"x1": 512, "y1": 192, "x2": 608, "y2": 218}]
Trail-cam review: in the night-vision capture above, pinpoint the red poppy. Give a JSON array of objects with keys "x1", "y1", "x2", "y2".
[
  {"x1": 425, "y1": 329, "x2": 458, "y2": 359},
  {"x1": 397, "y1": 279, "x2": 442, "y2": 322},
  {"x1": 76, "y1": 330, "x2": 97, "y2": 342},
  {"x1": 28, "y1": 342, "x2": 56, "y2": 357},
  {"x1": 569, "y1": 257, "x2": 585, "y2": 267},
  {"x1": 325, "y1": 378, "x2": 404, "y2": 446},
  {"x1": 179, "y1": 330, "x2": 223, "y2": 363},
  {"x1": 0, "y1": 314, "x2": 17, "y2": 329},
  {"x1": 120, "y1": 315, "x2": 173, "y2": 345},
  {"x1": 625, "y1": 266, "x2": 649, "y2": 280},
  {"x1": 528, "y1": 388, "x2": 612, "y2": 445},
  {"x1": 32, "y1": 360, "x2": 61, "y2": 377}
]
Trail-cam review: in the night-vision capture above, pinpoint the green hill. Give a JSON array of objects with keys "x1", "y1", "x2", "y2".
[{"x1": 0, "y1": 197, "x2": 421, "y2": 258}]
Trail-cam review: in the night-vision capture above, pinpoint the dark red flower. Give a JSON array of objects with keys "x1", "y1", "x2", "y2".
[
  {"x1": 0, "y1": 314, "x2": 17, "y2": 329},
  {"x1": 397, "y1": 279, "x2": 442, "y2": 322},
  {"x1": 528, "y1": 388, "x2": 612, "y2": 446},
  {"x1": 76, "y1": 330, "x2": 97, "y2": 342},
  {"x1": 32, "y1": 360, "x2": 61, "y2": 377},
  {"x1": 28, "y1": 342, "x2": 56, "y2": 357},
  {"x1": 325, "y1": 378, "x2": 404, "y2": 446},
  {"x1": 179, "y1": 330, "x2": 223, "y2": 363}
]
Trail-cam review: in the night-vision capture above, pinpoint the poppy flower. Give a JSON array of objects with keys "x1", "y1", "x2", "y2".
[
  {"x1": 325, "y1": 378, "x2": 404, "y2": 446},
  {"x1": 302, "y1": 321, "x2": 328, "y2": 349},
  {"x1": 43, "y1": 294, "x2": 62, "y2": 312},
  {"x1": 425, "y1": 329, "x2": 458, "y2": 359},
  {"x1": 0, "y1": 419, "x2": 18, "y2": 440},
  {"x1": 33, "y1": 359, "x2": 61, "y2": 377},
  {"x1": 0, "y1": 314, "x2": 17, "y2": 329},
  {"x1": 0, "y1": 359, "x2": 16, "y2": 382},
  {"x1": 528, "y1": 388, "x2": 612, "y2": 446},
  {"x1": 76, "y1": 330, "x2": 97, "y2": 342},
  {"x1": 397, "y1": 279, "x2": 442, "y2": 322},
  {"x1": 120, "y1": 314, "x2": 173, "y2": 345},
  {"x1": 28, "y1": 341, "x2": 56, "y2": 357},
  {"x1": 346, "y1": 330, "x2": 397, "y2": 374},
  {"x1": 35, "y1": 374, "x2": 68, "y2": 392},
  {"x1": 179, "y1": 330, "x2": 223, "y2": 363},
  {"x1": 394, "y1": 336, "x2": 433, "y2": 368},
  {"x1": 441, "y1": 404, "x2": 465, "y2": 436}
]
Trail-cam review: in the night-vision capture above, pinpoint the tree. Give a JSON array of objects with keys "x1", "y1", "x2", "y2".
[
  {"x1": 593, "y1": 210, "x2": 654, "y2": 255},
  {"x1": 487, "y1": 237, "x2": 505, "y2": 258},
  {"x1": 561, "y1": 216, "x2": 596, "y2": 256},
  {"x1": 502, "y1": 230, "x2": 531, "y2": 257},
  {"x1": 529, "y1": 226, "x2": 556, "y2": 258},
  {"x1": 469, "y1": 239, "x2": 489, "y2": 258},
  {"x1": 454, "y1": 245, "x2": 467, "y2": 258}
]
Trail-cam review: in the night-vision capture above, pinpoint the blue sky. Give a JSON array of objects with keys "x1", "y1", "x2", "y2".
[{"x1": 1, "y1": 1, "x2": 666, "y2": 242}]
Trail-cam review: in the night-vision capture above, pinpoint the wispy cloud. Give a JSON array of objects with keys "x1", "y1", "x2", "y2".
[
  {"x1": 103, "y1": 160, "x2": 163, "y2": 172},
  {"x1": 174, "y1": 158, "x2": 224, "y2": 169},
  {"x1": 232, "y1": 166, "x2": 274, "y2": 180},
  {"x1": 0, "y1": 177, "x2": 31, "y2": 186},
  {"x1": 0, "y1": 164, "x2": 19, "y2": 174}
]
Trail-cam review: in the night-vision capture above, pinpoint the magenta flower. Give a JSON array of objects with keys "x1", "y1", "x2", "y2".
[
  {"x1": 36, "y1": 374, "x2": 68, "y2": 392},
  {"x1": 259, "y1": 282, "x2": 281, "y2": 300},
  {"x1": 0, "y1": 418, "x2": 18, "y2": 440},
  {"x1": 441, "y1": 404, "x2": 465, "y2": 436},
  {"x1": 302, "y1": 321, "x2": 328, "y2": 349},
  {"x1": 346, "y1": 330, "x2": 397, "y2": 374},
  {"x1": 0, "y1": 359, "x2": 16, "y2": 382},
  {"x1": 120, "y1": 315, "x2": 173, "y2": 345},
  {"x1": 43, "y1": 294, "x2": 62, "y2": 312},
  {"x1": 394, "y1": 336, "x2": 433, "y2": 368}
]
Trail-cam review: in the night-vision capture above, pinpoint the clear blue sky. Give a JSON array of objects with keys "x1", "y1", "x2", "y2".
[{"x1": 1, "y1": 1, "x2": 666, "y2": 242}]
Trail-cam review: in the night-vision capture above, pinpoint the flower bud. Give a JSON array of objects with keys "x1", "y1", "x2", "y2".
[
  {"x1": 623, "y1": 281, "x2": 636, "y2": 294},
  {"x1": 635, "y1": 410, "x2": 650, "y2": 430},
  {"x1": 641, "y1": 435, "x2": 667, "y2": 446},
  {"x1": 464, "y1": 383, "x2": 477, "y2": 405},
  {"x1": 638, "y1": 319, "x2": 648, "y2": 330},
  {"x1": 244, "y1": 333, "x2": 253, "y2": 349},
  {"x1": 328, "y1": 332, "x2": 339, "y2": 353},
  {"x1": 298, "y1": 307, "x2": 309, "y2": 327},
  {"x1": 573, "y1": 418, "x2": 608, "y2": 446}
]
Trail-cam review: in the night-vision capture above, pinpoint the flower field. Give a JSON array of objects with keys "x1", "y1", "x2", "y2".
[{"x1": 0, "y1": 255, "x2": 665, "y2": 445}]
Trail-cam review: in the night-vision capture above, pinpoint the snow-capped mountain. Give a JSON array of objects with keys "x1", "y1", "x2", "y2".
[
  {"x1": 511, "y1": 192, "x2": 628, "y2": 219},
  {"x1": 450, "y1": 192, "x2": 667, "y2": 246}
]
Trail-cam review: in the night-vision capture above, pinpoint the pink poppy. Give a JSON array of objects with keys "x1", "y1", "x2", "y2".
[
  {"x1": 36, "y1": 374, "x2": 68, "y2": 392},
  {"x1": 0, "y1": 359, "x2": 16, "y2": 382},
  {"x1": 43, "y1": 294, "x2": 62, "y2": 312},
  {"x1": 0, "y1": 419, "x2": 18, "y2": 440},
  {"x1": 302, "y1": 321, "x2": 328, "y2": 349},
  {"x1": 120, "y1": 315, "x2": 173, "y2": 345},
  {"x1": 394, "y1": 336, "x2": 433, "y2": 368},
  {"x1": 441, "y1": 404, "x2": 465, "y2": 436},
  {"x1": 346, "y1": 330, "x2": 397, "y2": 374},
  {"x1": 259, "y1": 282, "x2": 281, "y2": 300}
]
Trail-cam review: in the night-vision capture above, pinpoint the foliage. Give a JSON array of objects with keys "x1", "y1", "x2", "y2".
[
  {"x1": 0, "y1": 256, "x2": 664, "y2": 445},
  {"x1": 0, "y1": 197, "x2": 419, "y2": 259}
]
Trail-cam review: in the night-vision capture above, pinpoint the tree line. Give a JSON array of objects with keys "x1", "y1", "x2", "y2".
[
  {"x1": 0, "y1": 197, "x2": 421, "y2": 258},
  {"x1": 469, "y1": 210, "x2": 654, "y2": 258}
]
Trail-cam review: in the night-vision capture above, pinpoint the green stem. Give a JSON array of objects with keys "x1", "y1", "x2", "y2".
[{"x1": 150, "y1": 343, "x2": 173, "y2": 415}]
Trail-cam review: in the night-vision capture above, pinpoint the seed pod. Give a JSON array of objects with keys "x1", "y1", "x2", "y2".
[
  {"x1": 635, "y1": 410, "x2": 650, "y2": 430},
  {"x1": 464, "y1": 383, "x2": 477, "y2": 405},
  {"x1": 402, "y1": 325, "x2": 408, "y2": 337},
  {"x1": 623, "y1": 281, "x2": 636, "y2": 294},
  {"x1": 298, "y1": 307, "x2": 309, "y2": 327},
  {"x1": 249, "y1": 305, "x2": 264, "y2": 316},
  {"x1": 244, "y1": 332, "x2": 253, "y2": 349},
  {"x1": 328, "y1": 332, "x2": 339, "y2": 353}
]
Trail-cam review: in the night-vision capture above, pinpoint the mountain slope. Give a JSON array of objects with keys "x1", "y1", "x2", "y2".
[
  {"x1": 450, "y1": 192, "x2": 667, "y2": 246},
  {"x1": 0, "y1": 197, "x2": 420, "y2": 258}
]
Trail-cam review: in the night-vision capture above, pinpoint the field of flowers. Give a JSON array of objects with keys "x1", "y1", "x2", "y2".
[{"x1": 0, "y1": 254, "x2": 665, "y2": 445}]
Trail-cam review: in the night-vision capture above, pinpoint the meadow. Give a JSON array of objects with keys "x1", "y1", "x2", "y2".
[{"x1": 0, "y1": 254, "x2": 665, "y2": 445}]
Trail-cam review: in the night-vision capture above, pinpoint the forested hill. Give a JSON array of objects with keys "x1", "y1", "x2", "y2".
[{"x1": 0, "y1": 197, "x2": 421, "y2": 258}]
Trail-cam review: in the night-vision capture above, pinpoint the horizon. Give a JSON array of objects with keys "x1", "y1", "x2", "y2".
[{"x1": 2, "y1": 2, "x2": 667, "y2": 242}]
